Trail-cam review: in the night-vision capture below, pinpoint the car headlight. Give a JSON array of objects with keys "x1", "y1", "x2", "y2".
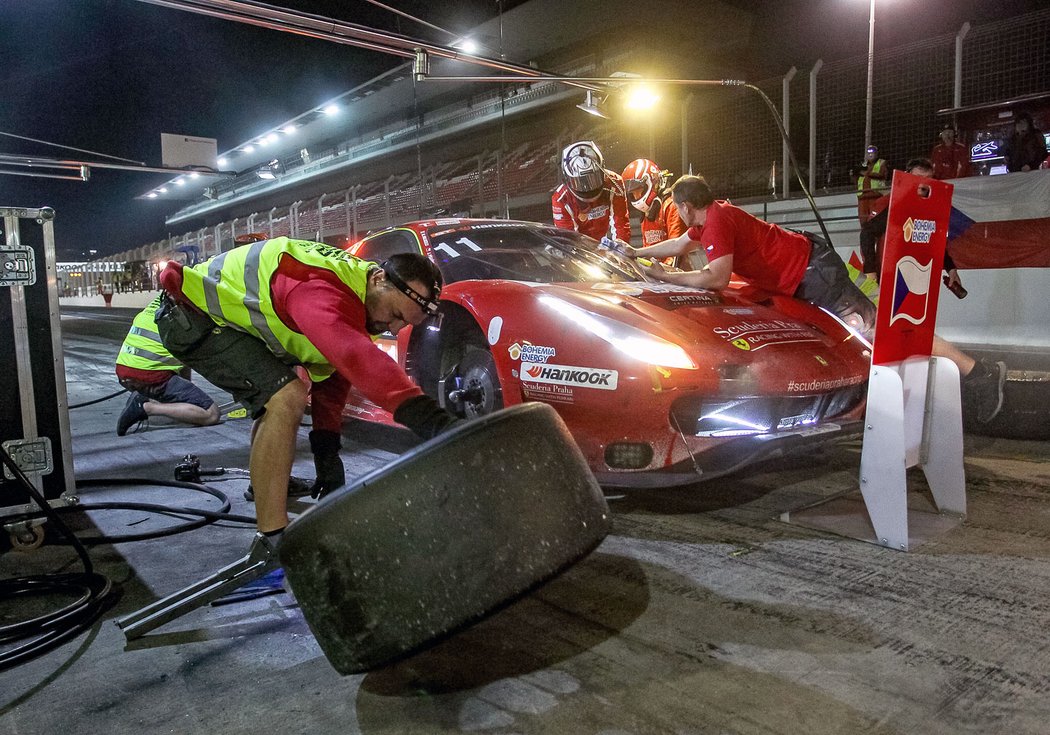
[{"x1": 539, "y1": 295, "x2": 698, "y2": 369}]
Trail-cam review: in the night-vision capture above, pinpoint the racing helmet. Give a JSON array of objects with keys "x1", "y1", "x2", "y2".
[
  {"x1": 561, "y1": 140, "x2": 606, "y2": 199},
  {"x1": 621, "y1": 158, "x2": 671, "y2": 215}
]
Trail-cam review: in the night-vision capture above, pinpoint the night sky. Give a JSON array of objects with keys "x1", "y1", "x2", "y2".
[{"x1": 0, "y1": 0, "x2": 1044, "y2": 260}]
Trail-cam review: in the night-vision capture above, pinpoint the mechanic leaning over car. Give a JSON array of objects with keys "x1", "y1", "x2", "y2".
[
  {"x1": 551, "y1": 140, "x2": 632, "y2": 242},
  {"x1": 625, "y1": 174, "x2": 1008, "y2": 424},
  {"x1": 154, "y1": 237, "x2": 462, "y2": 543},
  {"x1": 625, "y1": 174, "x2": 876, "y2": 335}
]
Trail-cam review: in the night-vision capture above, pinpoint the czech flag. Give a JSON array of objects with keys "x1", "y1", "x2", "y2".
[
  {"x1": 890, "y1": 256, "x2": 932, "y2": 326},
  {"x1": 947, "y1": 169, "x2": 1050, "y2": 268}
]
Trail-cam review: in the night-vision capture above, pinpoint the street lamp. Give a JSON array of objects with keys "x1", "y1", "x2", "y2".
[{"x1": 864, "y1": 0, "x2": 876, "y2": 150}]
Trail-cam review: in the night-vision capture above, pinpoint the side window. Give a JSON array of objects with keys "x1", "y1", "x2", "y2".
[{"x1": 355, "y1": 230, "x2": 421, "y2": 263}]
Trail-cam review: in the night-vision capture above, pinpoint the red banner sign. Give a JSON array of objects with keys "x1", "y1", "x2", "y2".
[{"x1": 872, "y1": 171, "x2": 953, "y2": 365}]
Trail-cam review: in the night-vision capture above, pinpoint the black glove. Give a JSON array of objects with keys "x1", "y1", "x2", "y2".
[
  {"x1": 309, "y1": 430, "x2": 345, "y2": 499},
  {"x1": 393, "y1": 394, "x2": 466, "y2": 440}
]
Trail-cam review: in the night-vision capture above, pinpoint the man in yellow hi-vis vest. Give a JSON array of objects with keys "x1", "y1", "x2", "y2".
[
  {"x1": 154, "y1": 238, "x2": 461, "y2": 542},
  {"x1": 114, "y1": 295, "x2": 220, "y2": 436},
  {"x1": 855, "y1": 145, "x2": 888, "y2": 225}
]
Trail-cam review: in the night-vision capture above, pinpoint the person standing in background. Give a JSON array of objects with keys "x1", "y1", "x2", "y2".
[
  {"x1": 930, "y1": 126, "x2": 972, "y2": 179},
  {"x1": 854, "y1": 145, "x2": 888, "y2": 225},
  {"x1": 1003, "y1": 112, "x2": 1048, "y2": 173}
]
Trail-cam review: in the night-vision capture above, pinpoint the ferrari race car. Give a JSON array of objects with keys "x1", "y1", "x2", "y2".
[{"x1": 343, "y1": 218, "x2": 872, "y2": 487}]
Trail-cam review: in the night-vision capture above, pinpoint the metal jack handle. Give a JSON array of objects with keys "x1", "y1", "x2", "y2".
[{"x1": 117, "y1": 532, "x2": 280, "y2": 640}]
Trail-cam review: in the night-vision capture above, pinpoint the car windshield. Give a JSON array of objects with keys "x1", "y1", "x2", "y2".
[{"x1": 424, "y1": 223, "x2": 646, "y2": 285}]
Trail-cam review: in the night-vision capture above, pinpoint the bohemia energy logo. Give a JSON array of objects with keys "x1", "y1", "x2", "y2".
[
  {"x1": 889, "y1": 256, "x2": 933, "y2": 326},
  {"x1": 520, "y1": 362, "x2": 618, "y2": 390},
  {"x1": 889, "y1": 217, "x2": 937, "y2": 326}
]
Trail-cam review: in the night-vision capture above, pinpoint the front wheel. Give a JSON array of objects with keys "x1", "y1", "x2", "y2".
[{"x1": 450, "y1": 345, "x2": 504, "y2": 419}]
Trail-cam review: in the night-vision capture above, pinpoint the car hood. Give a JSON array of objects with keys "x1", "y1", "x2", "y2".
[{"x1": 495, "y1": 279, "x2": 870, "y2": 388}]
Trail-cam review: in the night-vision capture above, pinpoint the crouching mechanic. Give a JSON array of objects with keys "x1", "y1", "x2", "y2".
[
  {"x1": 115, "y1": 295, "x2": 220, "y2": 436},
  {"x1": 154, "y1": 238, "x2": 462, "y2": 543}
]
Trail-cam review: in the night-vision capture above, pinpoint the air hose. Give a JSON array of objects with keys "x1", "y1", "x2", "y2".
[
  {"x1": 67, "y1": 388, "x2": 127, "y2": 410},
  {"x1": 0, "y1": 457, "x2": 259, "y2": 669},
  {"x1": 0, "y1": 447, "x2": 113, "y2": 671}
]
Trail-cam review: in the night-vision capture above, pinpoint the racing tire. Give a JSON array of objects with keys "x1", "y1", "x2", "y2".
[{"x1": 278, "y1": 402, "x2": 610, "y2": 674}]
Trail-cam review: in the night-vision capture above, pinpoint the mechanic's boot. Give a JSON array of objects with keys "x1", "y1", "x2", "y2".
[
  {"x1": 244, "y1": 475, "x2": 314, "y2": 502},
  {"x1": 964, "y1": 359, "x2": 1007, "y2": 424},
  {"x1": 116, "y1": 392, "x2": 149, "y2": 436}
]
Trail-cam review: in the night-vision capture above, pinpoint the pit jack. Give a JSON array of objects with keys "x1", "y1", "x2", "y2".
[{"x1": 116, "y1": 532, "x2": 279, "y2": 640}]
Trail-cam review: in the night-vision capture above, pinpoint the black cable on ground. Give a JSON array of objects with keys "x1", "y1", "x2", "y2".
[
  {"x1": 3, "y1": 478, "x2": 257, "y2": 544},
  {"x1": 68, "y1": 388, "x2": 127, "y2": 410},
  {"x1": 0, "y1": 447, "x2": 116, "y2": 672}
]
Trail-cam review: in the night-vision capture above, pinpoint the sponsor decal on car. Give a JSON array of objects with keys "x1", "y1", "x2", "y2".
[
  {"x1": 633, "y1": 281, "x2": 717, "y2": 295},
  {"x1": 668, "y1": 293, "x2": 722, "y2": 306},
  {"x1": 714, "y1": 319, "x2": 821, "y2": 351},
  {"x1": 786, "y1": 376, "x2": 864, "y2": 392},
  {"x1": 591, "y1": 282, "x2": 645, "y2": 297},
  {"x1": 521, "y1": 382, "x2": 576, "y2": 404},
  {"x1": 508, "y1": 342, "x2": 556, "y2": 363},
  {"x1": 521, "y1": 362, "x2": 618, "y2": 390}
]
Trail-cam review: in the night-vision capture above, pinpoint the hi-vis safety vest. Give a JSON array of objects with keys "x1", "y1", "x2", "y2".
[
  {"x1": 856, "y1": 159, "x2": 887, "y2": 197},
  {"x1": 179, "y1": 237, "x2": 375, "y2": 382},
  {"x1": 116, "y1": 296, "x2": 184, "y2": 373}
]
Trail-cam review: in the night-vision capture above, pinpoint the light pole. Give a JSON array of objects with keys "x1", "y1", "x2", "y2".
[{"x1": 864, "y1": 0, "x2": 875, "y2": 151}]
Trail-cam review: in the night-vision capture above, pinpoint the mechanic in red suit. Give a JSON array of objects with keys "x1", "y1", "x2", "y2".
[
  {"x1": 551, "y1": 140, "x2": 631, "y2": 242},
  {"x1": 621, "y1": 158, "x2": 685, "y2": 246},
  {"x1": 154, "y1": 239, "x2": 461, "y2": 542},
  {"x1": 625, "y1": 174, "x2": 875, "y2": 332},
  {"x1": 929, "y1": 126, "x2": 972, "y2": 180}
]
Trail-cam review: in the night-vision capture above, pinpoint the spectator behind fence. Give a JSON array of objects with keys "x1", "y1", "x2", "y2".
[
  {"x1": 1003, "y1": 112, "x2": 1048, "y2": 173},
  {"x1": 854, "y1": 145, "x2": 888, "y2": 225},
  {"x1": 930, "y1": 126, "x2": 972, "y2": 180}
]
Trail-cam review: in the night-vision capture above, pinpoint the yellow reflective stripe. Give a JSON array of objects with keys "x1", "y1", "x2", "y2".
[
  {"x1": 241, "y1": 240, "x2": 292, "y2": 360},
  {"x1": 128, "y1": 325, "x2": 161, "y2": 342},
  {"x1": 120, "y1": 345, "x2": 182, "y2": 367}
]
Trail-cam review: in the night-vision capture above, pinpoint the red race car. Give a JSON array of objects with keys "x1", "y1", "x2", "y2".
[{"x1": 344, "y1": 218, "x2": 871, "y2": 488}]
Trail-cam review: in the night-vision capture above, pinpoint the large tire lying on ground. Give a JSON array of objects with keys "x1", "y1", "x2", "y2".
[{"x1": 279, "y1": 402, "x2": 610, "y2": 674}]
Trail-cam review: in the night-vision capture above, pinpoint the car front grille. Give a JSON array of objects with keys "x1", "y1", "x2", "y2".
[{"x1": 670, "y1": 384, "x2": 866, "y2": 438}]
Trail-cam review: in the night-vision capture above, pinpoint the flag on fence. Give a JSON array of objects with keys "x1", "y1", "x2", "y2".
[{"x1": 947, "y1": 169, "x2": 1050, "y2": 269}]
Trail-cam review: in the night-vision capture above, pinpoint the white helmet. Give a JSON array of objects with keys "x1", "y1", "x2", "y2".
[{"x1": 561, "y1": 140, "x2": 606, "y2": 198}]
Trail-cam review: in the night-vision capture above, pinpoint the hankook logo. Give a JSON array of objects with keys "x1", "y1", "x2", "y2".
[{"x1": 520, "y1": 362, "x2": 618, "y2": 390}]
